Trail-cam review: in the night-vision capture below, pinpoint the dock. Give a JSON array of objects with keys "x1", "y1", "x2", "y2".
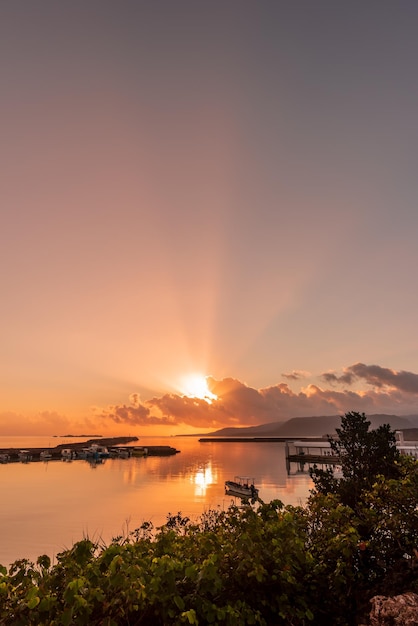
[{"x1": 285, "y1": 440, "x2": 341, "y2": 475}]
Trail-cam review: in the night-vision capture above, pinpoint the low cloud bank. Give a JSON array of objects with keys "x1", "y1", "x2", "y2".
[
  {"x1": 95, "y1": 364, "x2": 418, "y2": 430},
  {"x1": 4, "y1": 363, "x2": 417, "y2": 435}
]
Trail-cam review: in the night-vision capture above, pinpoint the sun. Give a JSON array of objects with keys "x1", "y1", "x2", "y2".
[{"x1": 180, "y1": 374, "x2": 217, "y2": 403}]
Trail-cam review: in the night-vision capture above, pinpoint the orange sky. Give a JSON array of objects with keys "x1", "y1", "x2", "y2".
[{"x1": 2, "y1": 3, "x2": 418, "y2": 436}]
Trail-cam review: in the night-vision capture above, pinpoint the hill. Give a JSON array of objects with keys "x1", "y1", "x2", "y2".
[{"x1": 208, "y1": 414, "x2": 418, "y2": 438}]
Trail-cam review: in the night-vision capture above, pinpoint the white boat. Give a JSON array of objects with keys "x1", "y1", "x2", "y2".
[
  {"x1": 225, "y1": 476, "x2": 259, "y2": 499},
  {"x1": 18, "y1": 450, "x2": 32, "y2": 463},
  {"x1": 40, "y1": 450, "x2": 53, "y2": 461}
]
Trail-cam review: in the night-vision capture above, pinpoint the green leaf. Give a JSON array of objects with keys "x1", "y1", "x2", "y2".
[
  {"x1": 306, "y1": 608, "x2": 314, "y2": 621},
  {"x1": 61, "y1": 608, "x2": 74, "y2": 626},
  {"x1": 27, "y1": 595, "x2": 40, "y2": 609},
  {"x1": 182, "y1": 608, "x2": 198, "y2": 624},
  {"x1": 174, "y1": 595, "x2": 185, "y2": 610}
]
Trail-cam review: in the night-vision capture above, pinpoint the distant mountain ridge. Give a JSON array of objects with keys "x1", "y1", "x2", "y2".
[{"x1": 208, "y1": 414, "x2": 418, "y2": 438}]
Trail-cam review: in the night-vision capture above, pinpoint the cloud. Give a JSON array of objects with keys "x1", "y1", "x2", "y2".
[
  {"x1": 93, "y1": 401, "x2": 173, "y2": 427},
  {"x1": 281, "y1": 370, "x2": 310, "y2": 381},
  {"x1": 321, "y1": 363, "x2": 418, "y2": 393},
  {"x1": 0, "y1": 410, "x2": 73, "y2": 436},
  {"x1": 95, "y1": 365, "x2": 418, "y2": 430}
]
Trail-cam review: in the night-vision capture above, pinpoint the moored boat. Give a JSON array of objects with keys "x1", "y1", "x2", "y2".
[
  {"x1": 225, "y1": 476, "x2": 259, "y2": 499},
  {"x1": 40, "y1": 450, "x2": 53, "y2": 461},
  {"x1": 18, "y1": 450, "x2": 32, "y2": 463},
  {"x1": 109, "y1": 447, "x2": 132, "y2": 458},
  {"x1": 131, "y1": 446, "x2": 148, "y2": 457},
  {"x1": 85, "y1": 444, "x2": 110, "y2": 459},
  {"x1": 61, "y1": 448, "x2": 76, "y2": 460}
]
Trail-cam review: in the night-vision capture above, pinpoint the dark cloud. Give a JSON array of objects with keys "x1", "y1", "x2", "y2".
[
  {"x1": 321, "y1": 363, "x2": 418, "y2": 393},
  {"x1": 93, "y1": 402, "x2": 174, "y2": 427},
  {"x1": 321, "y1": 371, "x2": 355, "y2": 385},
  {"x1": 348, "y1": 363, "x2": 418, "y2": 392}
]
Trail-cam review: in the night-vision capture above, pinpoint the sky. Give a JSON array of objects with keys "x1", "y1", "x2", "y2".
[{"x1": 2, "y1": 1, "x2": 418, "y2": 436}]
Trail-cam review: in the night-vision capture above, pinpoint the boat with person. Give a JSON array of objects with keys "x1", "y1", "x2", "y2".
[{"x1": 225, "y1": 476, "x2": 259, "y2": 499}]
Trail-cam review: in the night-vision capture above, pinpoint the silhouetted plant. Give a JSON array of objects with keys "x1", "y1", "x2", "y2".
[{"x1": 309, "y1": 411, "x2": 400, "y2": 508}]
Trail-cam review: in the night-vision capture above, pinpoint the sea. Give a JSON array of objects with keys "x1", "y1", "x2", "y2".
[{"x1": 0, "y1": 435, "x2": 313, "y2": 567}]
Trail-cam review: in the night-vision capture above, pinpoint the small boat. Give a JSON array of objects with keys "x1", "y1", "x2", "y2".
[
  {"x1": 40, "y1": 450, "x2": 53, "y2": 461},
  {"x1": 131, "y1": 446, "x2": 148, "y2": 457},
  {"x1": 61, "y1": 448, "x2": 76, "y2": 460},
  {"x1": 109, "y1": 447, "x2": 131, "y2": 458},
  {"x1": 225, "y1": 476, "x2": 259, "y2": 499},
  {"x1": 0, "y1": 453, "x2": 10, "y2": 463},
  {"x1": 75, "y1": 449, "x2": 88, "y2": 459},
  {"x1": 85, "y1": 444, "x2": 110, "y2": 459},
  {"x1": 18, "y1": 450, "x2": 32, "y2": 463}
]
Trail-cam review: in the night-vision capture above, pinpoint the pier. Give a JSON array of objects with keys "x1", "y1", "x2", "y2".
[{"x1": 285, "y1": 440, "x2": 341, "y2": 475}]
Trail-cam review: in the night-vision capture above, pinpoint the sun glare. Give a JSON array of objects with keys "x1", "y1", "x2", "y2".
[{"x1": 181, "y1": 374, "x2": 217, "y2": 403}]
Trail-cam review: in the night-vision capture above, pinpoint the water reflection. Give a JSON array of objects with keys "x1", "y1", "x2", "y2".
[
  {"x1": 191, "y1": 463, "x2": 217, "y2": 496},
  {"x1": 0, "y1": 437, "x2": 313, "y2": 567}
]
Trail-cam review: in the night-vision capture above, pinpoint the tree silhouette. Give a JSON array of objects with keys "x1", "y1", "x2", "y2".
[{"x1": 310, "y1": 411, "x2": 401, "y2": 508}]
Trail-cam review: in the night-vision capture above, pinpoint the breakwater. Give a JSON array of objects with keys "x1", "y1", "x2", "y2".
[
  {"x1": 0, "y1": 437, "x2": 180, "y2": 463},
  {"x1": 199, "y1": 437, "x2": 326, "y2": 443}
]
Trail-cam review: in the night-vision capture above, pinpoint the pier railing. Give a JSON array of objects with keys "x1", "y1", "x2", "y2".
[{"x1": 285, "y1": 440, "x2": 341, "y2": 475}]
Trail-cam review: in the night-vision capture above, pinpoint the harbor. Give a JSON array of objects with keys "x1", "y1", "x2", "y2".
[
  {"x1": 0, "y1": 437, "x2": 180, "y2": 464},
  {"x1": 0, "y1": 435, "x2": 312, "y2": 566}
]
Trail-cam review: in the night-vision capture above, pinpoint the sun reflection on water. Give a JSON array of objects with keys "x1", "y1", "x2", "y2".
[{"x1": 191, "y1": 463, "x2": 217, "y2": 496}]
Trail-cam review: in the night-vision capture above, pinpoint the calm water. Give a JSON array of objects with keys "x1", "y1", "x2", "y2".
[{"x1": 0, "y1": 436, "x2": 313, "y2": 567}]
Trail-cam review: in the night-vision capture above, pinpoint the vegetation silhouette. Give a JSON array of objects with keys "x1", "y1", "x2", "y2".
[{"x1": 309, "y1": 411, "x2": 401, "y2": 508}]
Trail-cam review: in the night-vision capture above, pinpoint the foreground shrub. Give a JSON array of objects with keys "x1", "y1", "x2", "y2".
[{"x1": 0, "y1": 502, "x2": 317, "y2": 625}]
